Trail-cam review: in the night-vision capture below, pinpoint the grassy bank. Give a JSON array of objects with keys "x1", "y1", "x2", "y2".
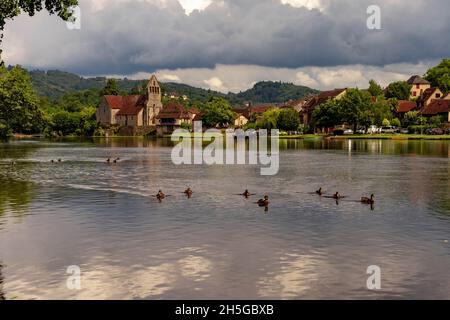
[{"x1": 329, "y1": 134, "x2": 450, "y2": 140}]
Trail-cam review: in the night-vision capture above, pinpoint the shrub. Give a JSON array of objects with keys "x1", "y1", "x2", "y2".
[
  {"x1": 391, "y1": 118, "x2": 401, "y2": 128},
  {"x1": 408, "y1": 125, "x2": 433, "y2": 134},
  {"x1": 429, "y1": 115, "x2": 443, "y2": 127},
  {"x1": 0, "y1": 121, "x2": 12, "y2": 140},
  {"x1": 382, "y1": 118, "x2": 391, "y2": 127}
]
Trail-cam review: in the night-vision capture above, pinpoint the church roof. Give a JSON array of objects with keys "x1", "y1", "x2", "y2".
[{"x1": 104, "y1": 95, "x2": 146, "y2": 115}]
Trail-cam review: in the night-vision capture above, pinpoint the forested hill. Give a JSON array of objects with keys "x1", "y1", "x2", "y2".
[{"x1": 28, "y1": 69, "x2": 319, "y2": 105}]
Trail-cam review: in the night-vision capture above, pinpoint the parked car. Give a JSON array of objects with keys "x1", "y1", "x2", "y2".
[
  {"x1": 400, "y1": 128, "x2": 409, "y2": 134},
  {"x1": 380, "y1": 126, "x2": 396, "y2": 134},
  {"x1": 367, "y1": 125, "x2": 380, "y2": 134},
  {"x1": 332, "y1": 129, "x2": 344, "y2": 136},
  {"x1": 427, "y1": 128, "x2": 444, "y2": 135},
  {"x1": 356, "y1": 128, "x2": 366, "y2": 134},
  {"x1": 445, "y1": 128, "x2": 450, "y2": 135},
  {"x1": 344, "y1": 129, "x2": 354, "y2": 135}
]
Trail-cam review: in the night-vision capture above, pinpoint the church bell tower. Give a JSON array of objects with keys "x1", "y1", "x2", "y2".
[{"x1": 146, "y1": 75, "x2": 163, "y2": 125}]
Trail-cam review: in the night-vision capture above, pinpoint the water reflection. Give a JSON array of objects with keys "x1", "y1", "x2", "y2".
[
  {"x1": 0, "y1": 138, "x2": 450, "y2": 299},
  {"x1": 0, "y1": 263, "x2": 5, "y2": 300},
  {"x1": 0, "y1": 178, "x2": 35, "y2": 218}
]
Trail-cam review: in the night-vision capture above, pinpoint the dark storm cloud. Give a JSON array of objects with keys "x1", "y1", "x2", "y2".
[{"x1": 3, "y1": 0, "x2": 450, "y2": 74}]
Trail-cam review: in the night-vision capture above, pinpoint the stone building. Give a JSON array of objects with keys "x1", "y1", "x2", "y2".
[{"x1": 96, "y1": 75, "x2": 163, "y2": 127}]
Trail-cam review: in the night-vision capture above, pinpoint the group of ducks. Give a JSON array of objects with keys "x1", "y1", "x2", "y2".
[
  {"x1": 154, "y1": 187, "x2": 374, "y2": 208},
  {"x1": 154, "y1": 188, "x2": 270, "y2": 207},
  {"x1": 9, "y1": 158, "x2": 374, "y2": 207},
  {"x1": 106, "y1": 158, "x2": 120, "y2": 164},
  {"x1": 315, "y1": 187, "x2": 375, "y2": 205},
  {"x1": 151, "y1": 187, "x2": 375, "y2": 209}
]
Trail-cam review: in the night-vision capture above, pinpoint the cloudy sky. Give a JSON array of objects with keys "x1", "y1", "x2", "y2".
[{"x1": 2, "y1": 0, "x2": 450, "y2": 92}]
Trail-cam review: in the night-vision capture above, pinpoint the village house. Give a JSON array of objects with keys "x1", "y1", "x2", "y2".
[
  {"x1": 284, "y1": 96, "x2": 314, "y2": 113},
  {"x1": 407, "y1": 75, "x2": 431, "y2": 99},
  {"x1": 156, "y1": 102, "x2": 200, "y2": 135},
  {"x1": 234, "y1": 113, "x2": 249, "y2": 128},
  {"x1": 300, "y1": 89, "x2": 347, "y2": 126},
  {"x1": 421, "y1": 99, "x2": 450, "y2": 123},
  {"x1": 396, "y1": 100, "x2": 418, "y2": 119},
  {"x1": 96, "y1": 75, "x2": 163, "y2": 127},
  {"x1": 417, "y1": 87, "x2": 444, "y2": 108}
]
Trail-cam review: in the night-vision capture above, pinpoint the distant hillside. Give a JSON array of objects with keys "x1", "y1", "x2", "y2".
[
  {"x1": 228, "y1": 81, "x2": 319, "y2": 105},
  {"x1": 29, "y1": 70, "x2": 141, "y2": 100},
  {"x1": 28, "y1": 69, "x2": 319, "y2": 105}
]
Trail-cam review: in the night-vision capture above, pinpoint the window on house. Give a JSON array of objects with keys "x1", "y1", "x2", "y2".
[
  {"x1": 413, "y1": 91, "x2": 417, "y2": 97},
  {"x1": 416, "y1": 84, "x2": 420, "y2": 89},
  {"x1": 436, "y1": 94, "x2": 441, "y2": 98}
]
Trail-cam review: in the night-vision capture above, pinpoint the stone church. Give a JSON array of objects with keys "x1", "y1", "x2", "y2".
[{"x1": 96, "y1": 75, "x2": 163, "y2": 127}]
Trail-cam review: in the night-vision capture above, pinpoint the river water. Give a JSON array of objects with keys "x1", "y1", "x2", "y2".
[{"x1": 0, "y1": 138, "x2": 449, "y2": 299}]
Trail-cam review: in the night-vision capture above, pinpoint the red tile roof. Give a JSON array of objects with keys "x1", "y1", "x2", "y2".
[
  {"x1": 115, "y1": 95, "x2": 147, "y2": 116},
  {"x1": 303, "y1": 89, "x2": 347, "y2": 111},
  {"x1": 104, "y1": 96, "x2": 125, "y2": 109},
  {"x1": 104, "y1": 95, "x2": 147, "y2": 115},
  {"x1": 397, "y1": 100, "x2": 417, "y2": 113},
  {"x1": 421, "y1": 99, "x2": 450, "y2": 115},
  {"x1": 156, "y1": 102, "x2": 192, "y2": 120}
]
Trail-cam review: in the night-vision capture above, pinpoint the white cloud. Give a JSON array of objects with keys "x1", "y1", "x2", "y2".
[
  {"x1": 159, "y1": 73, "x2": 182, "y2": 81},
  {"x1": 100, "y1": 61, "x2": 435, "y2": 94},
  {"x1": 280, "y1": 0, "x2": 324, "y2": 11},
  {"x1": 204, "y1": 76, "x2": 225, "y2": 90},
  {"x1": 178, "y1": 0, "x2": 212, "y2": 14}
]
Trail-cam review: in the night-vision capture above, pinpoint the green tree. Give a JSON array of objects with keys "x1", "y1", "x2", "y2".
[
  {"x1": 403, "y1": 111, "x2": 420, "y2": 127},
  {"x1": 382, "y1": 119, "x2": 391, "y2": 127},
  {"x1": 424, "y1": 58, "x2": 450, "y2": 93},
  {"x1": 201, "y1": 97, "x2": 235, "y2": 128},
  {"x1": 428, "y1": 115, "x2": 443, "y2": 127},
  {"x1": 49, "y1": 110, "x2": 80, "y2": 136},
  {"x1": 368, "y1": 79, "x2": 384, "y2": 97},
  {"x1": 257, "y1": 108, "x2": 280, "y2": 130},
  {"x1": 385, "y1": 81, "x2": 412, "y2": 100},
  {"x1": 0, "y1": 65, "x2": 44, "y2": 134},
  {"x1": 391, "y1": 118, "x2": 401, "y2": 128},
  {"x1": 101, "y1": 79, "x2": 120, "y2": 96},
  {"x1": 371, "y1": 97, "x2": 395, "y2": 127},
  {"x1": 0, "y1": 120, "x2": 11, "y2": 140},
  {"x1": 1, "y1": 0, "x2": 79, "y2": 65},
  {"x1": 277, "y1": 108, "x2": 300, "y2": 131},
  {"x1": 312, "y1": 99, "x2": 341, "y2": 129},
  {"x1": 338, "y1": 89, "x2": 373, "y2": 132}
]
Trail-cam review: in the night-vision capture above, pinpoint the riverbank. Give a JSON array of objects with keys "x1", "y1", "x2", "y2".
[
  {"x1": 7, "y1": 133, "x2": 450, "y2": 141},
  {"x1": 329, "y1": 134, "x2": 450, "y2": 140}
]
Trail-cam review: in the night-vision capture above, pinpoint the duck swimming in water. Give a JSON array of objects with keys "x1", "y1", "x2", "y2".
[
  {"x1": 106, "y1": 158, "x2": 111, "y2": 163},
  {"x1": 257, "y1": 195, "x2": 269, "y2": 207},
  {"x1": 243, "y1": 190, "x2": 251, "y2": 198},
  {"x1": 184, "y1": 187, "x2": 193, "y2": 197},
  {"x1": 156, "y1": 190, "x2": 166, "y2": 200},
  {"x1": 361, "y1": 194, "x2": 375, "y2": 205},
  {"x1": 332, "y1": 192, "x2": 343, "y2": 200},
  {"x1": 316, "y1": 188, "x2": 323, "y2": 196}
]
